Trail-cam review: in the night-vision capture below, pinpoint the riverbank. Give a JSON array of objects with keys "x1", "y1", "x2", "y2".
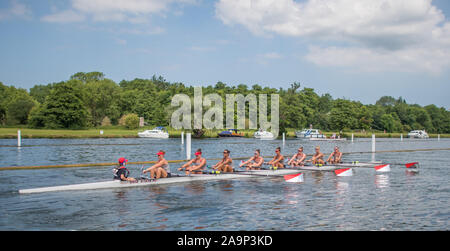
[{"x1": 0, "y1": 127, "x2": 448, "y2": 139}]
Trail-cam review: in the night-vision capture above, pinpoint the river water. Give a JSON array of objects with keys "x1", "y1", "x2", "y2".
[{"x1": 0, "y1": 137, "x2": 448, "y2": 230}]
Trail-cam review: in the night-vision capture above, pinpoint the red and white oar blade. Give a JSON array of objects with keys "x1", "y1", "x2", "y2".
[
  {"x1": 405, "y1": 162, "x2": 419, "y2": 169},
  {"x1": 335, "y1": 168, "x2": 353, "y2": 177},
  {"x1": 284, "y1": 173, "x2": 304, "y2": 183},
  {"x1": 375, "y1": 164, "x2": 391, "y2": 172}
]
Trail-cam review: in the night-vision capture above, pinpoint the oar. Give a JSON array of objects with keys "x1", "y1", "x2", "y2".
[
  {"x1": 203, "y1": 165, "x2": 297, "y2": 178},
  {"x1": 385, "y1": 162, "x2": 420, "y2": 168}
]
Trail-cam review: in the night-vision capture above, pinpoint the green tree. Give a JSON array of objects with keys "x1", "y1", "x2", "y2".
[
  {"x1": 30, "y1": 81, "x2": 89, "y2": 129},
  {"x1": 329, "y1": 99, "x2": 359, "y2": 130},
  {"x1": 123, "y1": 113, "x2": 140, "y2": 129},
  {"x1": 70, "y1": 72, "x2": 105, "y2": 83},
  {"x1": 6, "y1": 92, "x2": 37, "y2": 125},
  {"x1": 30, "y1": 84, "x2": 54, "y2": 104},
  {"x1": 84, "y1": 79, "x2": 121, "y2": 126}
]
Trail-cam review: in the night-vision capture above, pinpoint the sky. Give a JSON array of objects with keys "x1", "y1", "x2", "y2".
[{"x1": 0, "y1": 0, "x2": 449, "y2": 108}]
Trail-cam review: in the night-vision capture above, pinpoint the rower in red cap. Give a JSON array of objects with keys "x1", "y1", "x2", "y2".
[
  {"x1": 143, "y1": 150, "x2": 171, "y2": 179},
  {"x1": 178, "y1": 148, "x2": 206, "y2": 174},
  {"x1": 113, "y1": 157, "x2": 136, "y2": 182}
]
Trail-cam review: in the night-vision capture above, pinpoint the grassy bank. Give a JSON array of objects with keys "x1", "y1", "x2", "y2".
[{"x1": 0, "y1": 127, "x2": 448, "y2": 139}]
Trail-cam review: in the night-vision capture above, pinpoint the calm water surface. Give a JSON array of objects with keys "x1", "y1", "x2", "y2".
[{"x1": 0, "y1": 137, "x2": 449, "y2": 230}]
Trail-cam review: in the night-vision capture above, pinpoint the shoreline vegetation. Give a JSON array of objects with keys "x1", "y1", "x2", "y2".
[
  {"x1": 1, "y1": 72, "x2": 449, "y2": 136},
  {"x1": 0, "y1": 127, "x2": 448, "y2": 139}
]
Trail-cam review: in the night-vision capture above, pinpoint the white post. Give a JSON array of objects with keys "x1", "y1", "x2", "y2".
[
  {"x1": 351, "y1": 133, "x2": 354, "y2": 143},
  {"x1": 186, "y1": 133, "x2": 191, "y2": 160},
  {"x1": 17, "y1": 130, "x2": 21, "y2": 147},
  {"x1": 181, "y1": 131, "x2": 184, "y2": 145},
  {"x1": 282, "y1": 133, "x2": 285, "y2": 144},
  {"x1": 371, "y1": 134, "x2": 376, "y2": 162},
  {"x1": 438, "y1": 134, "x2": 440, "y2": 141},
  {"x1": 372, "y1": 134, "x2": 376, "y2": 153},
  {"x1": 400, "y1": 134, "x2": 403, "y2": 141}
]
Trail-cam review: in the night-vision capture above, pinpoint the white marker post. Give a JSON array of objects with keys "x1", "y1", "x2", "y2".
[
  {"x1": 17, "y1": 130, "x2": 21, "y2": 147},
  {"x1": 438, "y1": 134, "x2": 440, "y2": 141},
  {"x1": 400, "y1": 134, "x2": 403, "y2": 141},
  {"x1": 282, "y1": 133, "x2": 285, "y2": 144},
  {"x1": 371, "y1": 134, "x2": 376, "y2": 162},
  {"x1": 351, "y1": 133, "x2": 354, "y2": 143},
  {"x1": 181, "y1": 131, "x2": 184, "y2": 145},
  {"x1": 186, "y1": 133, "x2": 191, "y2": 160}
]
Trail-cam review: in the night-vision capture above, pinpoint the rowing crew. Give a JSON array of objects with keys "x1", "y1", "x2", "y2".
[
  {"x1": 287, "y1": 146, "x2": 343, "y2": 167},
  {"x1": 113, "y1": 146, "x2": 343, "y2": 181}
]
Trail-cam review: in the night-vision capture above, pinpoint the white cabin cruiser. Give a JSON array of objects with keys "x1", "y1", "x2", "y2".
[
  {"x1": 295, "y1": 128, "x2": 326, "y2": 139},
  {"x1": 407, "y1": 130, "x2": 429, "y2": 139},
  {"x1": 138, "y1": 127, "x2": 169, "y2": 139},
  {"x1": 253, "y1": 129, "x2": 275, "y2": 139}
]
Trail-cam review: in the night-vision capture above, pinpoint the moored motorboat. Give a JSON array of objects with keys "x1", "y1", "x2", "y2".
[
  {"x1": 253, "y1": 130, "x2": 275, "y2": 139},
  {"x1": 138, "y1": 127, "x2": 169, "y2": 138},
  {"x1": 295, "y1": 128, "x2": 325, "y2": 139},
  {"x1": 407, "y1": 130, "x2": 429, "y2": 139},
  {"x1": 218, "y1": 129, "x2": 244, "y2": 137}
]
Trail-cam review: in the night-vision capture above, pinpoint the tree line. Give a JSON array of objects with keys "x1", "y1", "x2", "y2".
[{"x1": 0, "y1": 72, "x2": 449, "y2": 134}]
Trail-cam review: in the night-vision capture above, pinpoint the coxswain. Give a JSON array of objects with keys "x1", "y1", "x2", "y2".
[{"x1": 114, "y1": 157, "x2": 136, "y2": 182}]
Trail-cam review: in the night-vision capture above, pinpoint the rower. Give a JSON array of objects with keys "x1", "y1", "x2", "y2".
[
  {"x1": 288, "y1": 146, "x2": 306, "y2": 167},
  {"x1": 178, "y1": 148, "x2": 206, "y2": 174},
  {"x1": 113, "y1": 157, "x2": 136, "y2": 182},
  {"x1": 240, "y1": 149, "x2": 264, "y2": 170},
  {"x1": 327, "y1": 146, "x2": 343, "y2": 164},
  {"x1": 267, "y1": 147, "x2": 285, "y2": 169},
  {"x1": 212, "y1": 149, "x2": 233, "y2": 173},
  {"x1": 143, "y1": 150, "x2": 171, "y2": 179},
  {"x1": 307, "y1": 146, "x2": 325, "y2": 166}
]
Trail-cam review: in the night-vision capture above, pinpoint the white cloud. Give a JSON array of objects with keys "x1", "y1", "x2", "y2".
[
  {"x1": 42, "y1": 0, "x2": 196, "y2": 23},
  {"x1": 0, "y1": 0, "x2": 32, "y2": 21},
  {"x1": 216, "y1": 0, "x2": 450, "y2": 74},
  {"x1": 260, "y1": 52, "x2": 282, "y2": 59},
  {"x1": 41, "y1": 9, "x2": 85, "y2": 23}
]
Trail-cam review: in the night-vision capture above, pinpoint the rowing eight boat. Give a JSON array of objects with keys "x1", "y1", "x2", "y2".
[{"x1": 18, "y1": 162, "x2": 380, "y2": 194}]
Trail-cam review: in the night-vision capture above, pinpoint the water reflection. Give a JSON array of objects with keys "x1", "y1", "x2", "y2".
[
  {"x1": 218, "y1": 181, "x2": 234, "y2": 193},
  {"x1": 2, "y1": 137, "x2": 449, "y2": 230},
  {"x1": 336, "y1": 181, "x2": 349, "y2": 194},
  {"x1": 375, "y1": 174, "x2": 390, "y2": 189},
  {"x1": 406, "y1": 169, "x2": 420, "y2": 176},
  {"x1": 282, "y1": 184, "x2": 301, "y2": 205},
  {"x1": 310, "y1": 172, "x2": 324, "y2": 184},
  {"x1": 183, "y1": 182, "x2": 206, "y2": 195}
]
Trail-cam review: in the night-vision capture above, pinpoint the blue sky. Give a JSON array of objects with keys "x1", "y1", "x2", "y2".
[{"x1": 1, "y1": 0, "x2": 450, "y2": 108}]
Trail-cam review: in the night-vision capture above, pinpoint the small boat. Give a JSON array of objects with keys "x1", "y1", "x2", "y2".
[
  {"x1": 295, "y1": 128, "x2": 325, "y2": 139},
  {"x1": 18, "y1": 162, "x2": 383, "y2": 194},
  {"x1": 253, "y1": 129, "x2": 275, "y2": 139},
  {"x1": 407, "y1": 130, "x2": 429, "y2": 139},
  {"x1": 218, "y1": 129, "x2": 244, "y2": 137},
  {"x1": 138, "y1": 127, "x2": 169, "y2": 138},
  {"x1": 18, "y1": 169, "x2": 302, "y2": 194},
  {"x1": 309, "y1": 138, "x2": 347, "y2": 141},
  {"x1": 309, "y1": 133, "x2": 346, "y2": 141}
]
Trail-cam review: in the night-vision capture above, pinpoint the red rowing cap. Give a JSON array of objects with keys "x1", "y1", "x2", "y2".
[
  {"x1": 118, "y1": 157, "x2": 128, "y2": 164},
  {"x1": 195, "y1": 151, "x2": 202, "y2": 156},
  {"x1": 157, "y1": 151, "x2": 165, "y2": 156}
]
